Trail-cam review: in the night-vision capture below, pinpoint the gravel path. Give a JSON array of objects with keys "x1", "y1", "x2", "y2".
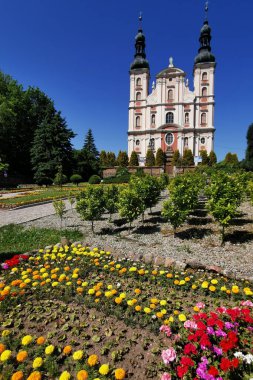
[
  {"x1": 0, "y1": 200, "x2": 72, "y2": 227},
  {"x1": 20, "y1": 194, "x2": 253, "y2": 280}
]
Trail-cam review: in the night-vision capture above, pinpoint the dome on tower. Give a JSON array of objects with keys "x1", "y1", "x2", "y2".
[
  {"x1": 194, "y1": 20, "x2": 216, "y2": 64},
  {"x1": 130, "y1": 16, "x2": 150, "y2": 71}
]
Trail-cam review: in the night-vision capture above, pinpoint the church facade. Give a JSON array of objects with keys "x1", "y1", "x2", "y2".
[{"x1": 128, "y1": 10, "x2": 216, "y2": 167}]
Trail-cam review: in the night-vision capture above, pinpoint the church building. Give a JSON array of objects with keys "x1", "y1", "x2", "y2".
[{"x1": 128, "y1": 6, "x2": 216, "y2": 168}]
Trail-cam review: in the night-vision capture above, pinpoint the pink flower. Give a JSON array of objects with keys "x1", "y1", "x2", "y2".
[
  {"x1": 161, "y1": 373, "x2": 171, "y2": 380},
  {"x1": 196, "y1": 302, "x2": 205, "y2": 309},
  {"x1": 160, "y1": 325, "x2": 172, "y2": 337},
  {"x1": 241, "y1": 300, "x2": 253, "y2": 307},
  {"x1": 184, "y1": 320, "x2": 198, "y2": 329},
  {"x1": 162, "y1": 348, "x2": 177, "y2": 364}
]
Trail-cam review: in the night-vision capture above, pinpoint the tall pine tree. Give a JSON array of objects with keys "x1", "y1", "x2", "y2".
[{"x1": 78, "y1": 129, "x2": 99, "y2": 181}]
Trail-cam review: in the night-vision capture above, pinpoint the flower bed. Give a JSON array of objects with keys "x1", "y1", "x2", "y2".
[{"x1": 0, "y1": 244, "x2": 252, "y2": 379}]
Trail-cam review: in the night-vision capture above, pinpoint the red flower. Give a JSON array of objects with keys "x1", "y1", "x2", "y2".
[
  {"x1": 208, "y1": 366, "x2": 219, "y2": 376},
  {"x1": 231, "y1": 358, "x2": 239, "y2": 368},
  {"x1": 180, "y1": 356, "x2": 194, "y2": 366},
  {"x1": 177, "y1": 365, "x2": 188, "y2": 378},
  {"x1": 183, "y1": 343, "x2": 197, "y2": 355},
  {"x1": 220, "y1": 358, "x2": 231, "y2": 372}
]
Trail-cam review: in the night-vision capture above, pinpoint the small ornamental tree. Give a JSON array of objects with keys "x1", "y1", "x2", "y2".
[
  {"x1": 145, "y1": 149, "x2": 155, "y2": 167},
  {"x1": 224, "y1": 152, "x2": 239, "y2": 165},
  {"x1": 54, "y1": 165, "x2": 68, "y2": 187},
  {"x1": 107, "y1": 152, "x2": 116, "y2": 167},
  {"x1": 129, "y1": 151, "x2": 139, "y2": 166},
  {"x1": 155, "y1": 148, "x2": 166, "y2": 166},
  {"x1": 70, "y1": 174, "x2": 82, "y2": 185},
  {"x1": 200, "y1": 149, "x2": 209, "y2": 165},
  {"x1": 104, "y1": 185, "x2": 119, "y2": 221},
  {"x1": 117, "y1": 151, "x2": 129, "y2": 167},
  {"x1": 182, "y1": 149, "x2": 194, "y2": 166},
  {"x1": 117, "y1": 187, "x2": 145, "y2": 230},
  {"x1": 53, "y1": 199, "x2": 66, "y2": 230},
  {"x1": 171, "y1": 150, "x2": 181, "y2": 166},
  {"x1": 209, "y1": 151, "x2": 217, "y2": 166},
  {"x1": 76, "y1": 186, "x2": 105, "y2": 233},
  {"x1": 162, "y1": 198, "x2": 189, "y2": 237}
]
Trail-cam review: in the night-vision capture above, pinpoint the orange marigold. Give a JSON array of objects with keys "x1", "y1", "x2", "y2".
[
  {"x1": 36, "y1": 337, "x2": 45, "y2": 345},
  {"x1": 115, "y1": 368, "x2": 126, "y2": 380},
  {"x1": 16, "y1": 350, "x2": 28, "y2": 362},
  {"x1": 63, "y1": 345, "x2": 72, "y2": 355},
  {"x1": 11, "y1": 371, "x2": 24, "y2": 380},
  {"x1": 87, "y1": 354, "x2": 98, "y2": 366},
  {"x1": 0, "y1": 343, "x2": 6, "y2": 354},
  {"x1": 76, "y1": 370, "x2": 88, "y2": 380},
  {"x1": 27, "y1": 372, "x2": 41, "y2": 380}
]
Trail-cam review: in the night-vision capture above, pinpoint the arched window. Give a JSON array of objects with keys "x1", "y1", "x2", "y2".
[
  {"x1": 149, "y1": 138, "x2": 155, "y2": 149},
  {"x1": 185, "y1": 113, "x2": 189, "y2": 123},
  {"x1": 136, "y1": 139, "x2": 140, "y2": 146},
  {"x1": 200, "y1": 137, "x2": 205, "y2": 144},
  {"x1": 168, "y1": 89, "x2": 173, "y2": 100},
  {"x1": 202, "y1": 87, "x2": 207, "y2": 97},
  {"x1": 136, "y1": 92, "x2": 141, "y2": 100},
  {"x1": 136, "y1": 77, "x2": 141, "y2": 86},
  {"x1": 151, "y1": 114, "x2": 155, "y2": 125},
  {"x1": 201, "y1": 113, "x2": 207, "y2": 124},
  {"x1": 136, "y1": 116, "x2": 140, "y2": 127},
  {"x1": 184, "y1": 137, "x2": 188, "y2": 147},
  {"x1": 165, "y1": 133, "x2": 174, "y2": 146},
  {"x1": 202, "y1": 72, "x2": 207, "y2": 81},
  {"x1": 166, "y1": 112, "x2": 174, "y2": 124}
]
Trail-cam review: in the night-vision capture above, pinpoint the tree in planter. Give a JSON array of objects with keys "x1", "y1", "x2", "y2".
[
  {"x1": 200, "y1": 150, "x2": 209, "y2": 165},
  {"x1": 145, "y1": 149, "x2": 155, "y2": 167},
  {"x1": 76, "y1": 186, "x2": 105, "y2": 233},
  {"x1": 209, "y1": 151, "x2": 217, "y2": 166},
  {"x1": 117, "y1": 187, "x2": 145, "y2": 230},
  {"x1": 155, "y1": 148, "x2": 166, "y2": 166},
  {"x1": 53, "y1": 199, "x2": 66, "y2": 230},
  {"x1": 181, "y1": 149, "x2": 194, "y2": 166},
  {"x1": 129, "y1": 151, "x2": 139, "y2": 166},
  {"x1": 104, "y1": 185, "x2": 119, "y2": 221},
  {"x1": 171, "y1": 149, "x2": 181, "y2": 166},
  {"x1": 116, "y1": 151, "x2": 129, "y2": 167}
]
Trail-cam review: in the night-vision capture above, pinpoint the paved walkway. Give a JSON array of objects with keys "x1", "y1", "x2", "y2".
[{"x1": 0, "y1": 200, "x2": 72, "y2": 227}]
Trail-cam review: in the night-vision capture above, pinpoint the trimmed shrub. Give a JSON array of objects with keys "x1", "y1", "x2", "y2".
[
  {"x1": 70, "y1": 174, "x2": 83, "y2": 185},
  {"x1": 88, "y1": 175, "x2": 101, "y2": 184}
]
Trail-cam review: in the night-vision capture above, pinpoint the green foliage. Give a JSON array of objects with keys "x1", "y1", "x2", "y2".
[
  {"x1": 200, "y1": 150, "x2": 209, "y2": 165},
  {"x1": 53, "y1": 199, "x2": 66, "y2": 229},
  {"x1": 158, "y1": 173, "x2": 169, "y2": 190},
  {"x1": 70, "y1": 174, "x2": 83, "y2": 185},
  {"x1": 205, "y1": 172, "x2": 244, "y2": 243},
  {"x1": 243, "y1": 123, "x2": 253, "y2": 171},
  {"x1": 116, "y1": 151, "x2": 129, "y2": 167},
  {"x1": 107, "y1": 152, "x2": 116, "y2": 167},
  {"x1": 102, "y1": 174, "x2": 130, "y2": 184},
  {"x1": 145, "y1": 149, "x2": 155, "y2": 167},
  {"x1": 76, "y1": 186, "x2": 105, "y2": 233},
  {"x1": 171, "y1": 150, "x2": 181, "y2": 166},
  {"x1": 104, "y1": 185, "x2": 119, "y2": 220},
  {"x1": 155, "y1": 148, "x2": 166, "y2": 166},
  {"x1": 117, "y1": 187, "x2": 145, "y2": 228},
  {"x1": 130, "y1": 175, "x2": 161, "y2": 212},
  {"x1": 99, "y1": 150, "x2": 108, "y2": 167},
  {"x1": 182, "y1": 149, "x2": 194, "y2": 166},
  {"x1": 54, "y1": 165, "x2": 68, "y2": 187},
  {"x1": 224, "y1": 152, "x2": 239, "y2": 165},
  {"x1": 162, "y1": 199, "x2": 189, "y2": 235},
  {"x1": 129, "y1": 151, "x2": 139, "y2": 166},
  {"x1": 88, "y1": 175, "x2": 101, "y2": 184},
  {"x1": 209, "y1": 151, "x2": 217, "y2": 166}
]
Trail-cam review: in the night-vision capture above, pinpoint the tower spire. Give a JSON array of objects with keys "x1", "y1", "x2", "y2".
[
  {"x1": 130, "y1": 13, "x2": 150, "y2": 71},
  {"x1": 194, "y1": 2, "x2": 215, "y2": 64},
  {"x1": 205, "y1": 1, "x2": 208, "y2": 20}
]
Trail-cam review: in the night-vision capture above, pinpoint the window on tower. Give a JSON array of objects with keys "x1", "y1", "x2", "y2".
[
  {"x1": 151, "y1": 114, "x2": 155, "y2": 125},
  {"x1": 168, "y1": 89, "x2": 173, "y2": 101},
  {"x1": 184, "y1": 137, "x2": 188, "y2": 147},
  {"x1": 149, "y1": 138, "x2": 155, "y2": 149},
  {"x1": 136, "y1": 139, "x2": 140, "y2": 146},
  {"x1": 185, "y1": 113, "x2": 189, "y2": 123},
  {"x1": 136, "y1": 92, "x2": 141, "y2": 100},
  {"x1": 202, "y1": 87, "x2": 207, "y2": 97},
  {"x1": 201, "y1": 113, "x2": 207, "y2": 125},
  {"x1": 166, "y1": 112, "x2": 174, "y2": 124},
  {"x1": 200, "y1": 137, "x2": 205, "y2": 144},
  {"x1": 136, "y1": 116, "x2": 141, "y2": 127},
  {"x1": 136, "y1": 77, "x2": 141, "y2": 86},
  {"x1": 202, "y1": 72, "x2": 208, "y2": 81}
]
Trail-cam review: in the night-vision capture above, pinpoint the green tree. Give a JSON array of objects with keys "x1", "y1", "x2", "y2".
[
  {"x1": 209, "y1": 151, "x2": 217, "y2": 166},
  {"x1": 129, "y1": 151, "x2": 139, "y2": 166},
  {"x1": 30, "y1": 112, "x2": 74, "y2": 185},
  {"x1": 76, "y1": 129, "x2": 100, "y2": 181},
  {"x1": 162, "y1": 199, "x2": 189, "y2": 237},
  {"x1": 53, "y1": 199, "x2": 66, "y2": 230},
  {"x1": 99, "y1": 150, "x2": 108, "y2": 167},
  {"x1": 224, "y1": 152, "x2": 239, "y2": 165},
  {"x1": 244, "y1": 123, "x2": 253, "y2": 170},
  {"x1": 70, "y1": 174, "x2": 82, "y2": 185},
  {"x1": 54, "y1": 165, "x2": 68, "y2": 187},
  {"x1": 171, "y1": 150, "x2": 181, "y2": 166},
  {"x1": 155, "y1": 148, "x2": 166, "y2": 166},
  {"x1": 117, "y1": 151, "x2": 129, "y2": 167},
  {"x1": 107, "y1": 152, "x2": 116, "y2": 166},
  {"x1": 76, "y1": 186, "x2": 105, "y2": 233},
  {"x1": 117, "y1": 187, "x2": 145, "y2": 230},
  {"x1": 145, "y1": 149, "x2": 155, "y2": 167},
  {"x1": 104, "y1": 185, "x2": 119, "y2": 221},
  {"x1": 200, "y1": 150, "x2": 209, "y2": 165},
  {"x1": 182, "y1": 149, "x2": 194, "y2": 166}
]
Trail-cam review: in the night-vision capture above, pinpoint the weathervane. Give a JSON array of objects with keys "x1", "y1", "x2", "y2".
[{"x1": 205, "y1": 1, "x2": 209, "y2": 20}]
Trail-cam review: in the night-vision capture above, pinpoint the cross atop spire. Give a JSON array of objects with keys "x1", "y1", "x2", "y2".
[{"x1": 205, "y1": 1, "x2": 209, "y2": 20}]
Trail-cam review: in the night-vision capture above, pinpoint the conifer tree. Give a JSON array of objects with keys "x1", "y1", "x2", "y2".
[
  {"x1": 171, "y1": 150, "x2": 181, "y2": 166},
  {"x1": 129, "y1": 151, "x2": 139, "y2": 166},
  {"x1": 200, "y1": 149, "x2": 209, "y2": 165},
  {"x1": 209, "y1": 151, "x2": 217, "y2": 166},
  {"x1": 155, "y1": 148, "x2": 165, "y2": 166},
  {"x1": 99, "y1": 150, "x2": 108, "y2": 167},
  {"x1": 244, "y1": 123, "x2": 253, "y2": 170},
  {"x1": 107, "y1": 152, "x2": 116, "y2": 166},
  {"x1": 78, "y1": 129, "x2": 100, "y2": 180},
  {"x1": 182, "y1": 149, "x2": 194, "y2": 166},
  {"x1": 117, "y1": 151, "x2": 129, "y2": 167},
  {"x1": 145, "y1": 149, "x2": 155, "y2": 167}
]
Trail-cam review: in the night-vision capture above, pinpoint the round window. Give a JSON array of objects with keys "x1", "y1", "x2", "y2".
[
  {"x1": 200, "y1": 137, "x2": 205, "y2": 144},
  {"x1": 165, "y1": 133, "x2": 174, "y2": 146}
]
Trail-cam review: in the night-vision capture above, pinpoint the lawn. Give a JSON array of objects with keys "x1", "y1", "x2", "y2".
[{"x1": 0, "y1": 244, "x2": 252, "y2": 379}]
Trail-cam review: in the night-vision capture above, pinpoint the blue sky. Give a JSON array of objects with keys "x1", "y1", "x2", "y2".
[{"x1": 0, "y1": 0, "x2": 252, "y2": 161}]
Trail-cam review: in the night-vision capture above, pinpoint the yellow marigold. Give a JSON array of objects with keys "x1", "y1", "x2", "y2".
[
  {"x1": 27, "y1": 371, "x2": 42, "y2": 380},
  {"x1": 156, "y1": 312, "x2": 163, "y2": 318},
  {"x1": 150, "y1": 298, "x2": 159, "y2": 304},
  {"x1": 119, "y1": 293, "x2": 126, "y2": 299},
  {"x1": 115, "y1": 296, "x2": 122, "y2": 305},
  {"x1": 211, "y1": 279, "x2": 218, "y2": 284},
  {"x1": 45, "y1": 345, "x2": 55, "y2": 355},
  {"x1": 169, "y1": 316, "x2": 174, "y2": 322},
  {"x1": 88, "y1": 354, "x2": 99, "y2": 366},
  {"x1": 135, "y1": 305, "x2": 141, "y2": 312},
  {"x1": 16, "y1": 350, "x2": 28, "y2": 362},
  {"x1": 0, "y1": 349, "x2": 11, "y2": 361},
  {"x1": 221, "y1": 286, "x2": 227, "y2": 292},
  {"x1": 201, "y1": 281, "x2": 209, "y2": 289},
  {"x1": 88, "y1": 288, "x2": 95, "y2": 295},
  {"x1": 144, "y1": 307, "x2": 151, "y2": 314},
  {"x1": 173, "y1": 310, "x2": 179, "y2": 315},
  {"x1": 166, "y1": 273, "x2": 173, "y2": 278},
  {"x1": 77, "y1": 370, "x2": 88, "y2": 380},
  {"x1": 134, "y1": 288, "x2": 141, "y2": 295},
  {"x1": 232, "y1": 285, "x2": 239, "y2": 294},
  {"x1": 185, "y1": 277, "x2": 191, "y2": 282},
  {"x1": 11, "y1": 371, "x2": 24, "y2": 380},
  {"x1": 192, "y1": 284, "x2": 197, "y2": 290},
  {"x1": 21, "y1": 335, "x2": 33, "y2": 345},
  {"x1": 174, "y1": 280, "x2": 180, "y2": 285},
  {"x1": 179, "y1": 280, "x2": 186, "y2": 285},
  {"x1": 2, "y1": 330, "x2": 10, "y2": 337},
  {"x1": 63, "y1": 345, "x2": 72, "y2": 355},
  {"x1": 33, "y1": 357, "x2": 43, "y2": 369},
  {"x1": 115, "y1": 368, "x2": 126, "y2": 380},
  {"x1": 0, "y1": 343, "x2": 6, "y2": 354},
  {"x1": 178, "y1": 314, "x2": 187, "y2": 322},
  {"x1": 244, "y1": 287, "x2": 253, "y2": 296},
  {"x1": 36, "y1": 336, "x2": 45, "y2": 345},
  {"x1": 209, "y1": 285, "x2": 216, "y2": 292},
  {"x1": 59, "y1": 371, "x2": 71, "y2": 380},
  {"x1": 160, "y1": 300, "x2": 167, "y2": 306},
  {"x1": 99, "y1": 364, "x2": 110, "y2": 375},
  {"x1": 73, "y1": 350, "x2": 83, "y2": 360},
  {"x1": 193, "y1": 306, "x2": 200, "y2": 312}
]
